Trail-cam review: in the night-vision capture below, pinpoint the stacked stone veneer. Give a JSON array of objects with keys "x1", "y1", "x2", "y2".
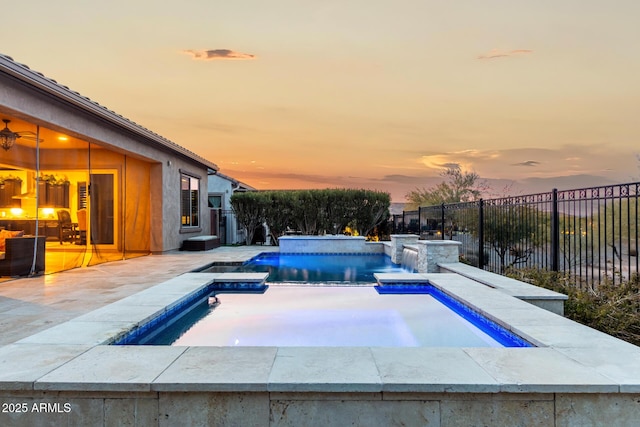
[
  {"x1": 417, "y1": 240, "x2": 462, "y2": 273},
  {"x1": 278, "y1": 236, "x2": 383, "y2": 254},
  {"x1": 389, "y1": 234, "x2": 419, "y2": 264},
  {"x1": 388, "y1": 236, "x2": 461, "y2": 273}
]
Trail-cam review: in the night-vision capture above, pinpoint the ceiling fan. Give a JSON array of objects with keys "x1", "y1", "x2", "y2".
[{"x1": 0, "y1": 119, "x2": 41, "y2": 151}]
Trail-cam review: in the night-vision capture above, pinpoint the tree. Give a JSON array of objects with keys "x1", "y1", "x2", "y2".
[
  {"x1": 324, "y1": 189, "x2": 351, "y2": 234},
  {"x1": 291, "y1": 190, "x2": 325, "y2": 235},
  {"x1": 230, "y1": 192, "x2": 267, "y2": 245},
  {"x1": 481, "y1": 204, "x2": 545, "y2": 273},
  {"x1": 406, "y1": 166, "x2": 486, "y2": 238},
  {"x1": 232, "y1": 189, "x2": 391, "y2": 244},
  {"x1": 263, "y1": 191, "x2": 294, "y2": 245},
  {"x1": 350, "y1": 189, "x2": 391, "y2": 237},
  {"x1": 405, "y1": 166, "x2": 485, "y2": 209}
]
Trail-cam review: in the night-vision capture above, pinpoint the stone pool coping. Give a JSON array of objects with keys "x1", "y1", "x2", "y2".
[
  {"x1": 380, "y1": 263, "x2": 569, "y2": 316},
  {"x1": 1, "y1": 271, "x2": 640, "y2": 395},
  {"x1": 438, "y1": 262, "x2": 569, "y2": 300}
]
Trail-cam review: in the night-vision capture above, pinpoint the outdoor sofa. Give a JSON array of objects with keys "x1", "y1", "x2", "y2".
[{"x1": 0, "y1": 234, "x2": 46, "y2": 276}]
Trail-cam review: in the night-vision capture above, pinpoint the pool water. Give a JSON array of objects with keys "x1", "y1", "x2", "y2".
[
  {"x1": 200, "y1": 253, "x2": 409, "y2": 283},
  {"x1": 141, "y1": 286, "x2": 531, "y2": 347}
]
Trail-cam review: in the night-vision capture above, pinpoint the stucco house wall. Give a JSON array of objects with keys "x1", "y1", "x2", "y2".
[
  {"x1": 0, "y1": 54, "x2": 216, "y2": 258},
  {"x1": 207, "y1": 172, "x2": 255, "y2": 245}
]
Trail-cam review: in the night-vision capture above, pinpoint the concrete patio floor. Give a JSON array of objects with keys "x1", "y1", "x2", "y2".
[{"x1": 0, "y1": 246, "x2": 275, "y2": 345}]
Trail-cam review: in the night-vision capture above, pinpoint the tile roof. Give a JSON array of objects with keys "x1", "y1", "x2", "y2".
[{"x1": 210, "y1": 170, "x2": 256, "y2": 191}]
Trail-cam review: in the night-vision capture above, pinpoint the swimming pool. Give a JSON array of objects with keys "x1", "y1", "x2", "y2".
[
  {"x1": 116, "y1": 284, "x2": 531, "y2": 347},
  {"x1": 198, "y1": 252, "x2": 410, "y2": 283}
]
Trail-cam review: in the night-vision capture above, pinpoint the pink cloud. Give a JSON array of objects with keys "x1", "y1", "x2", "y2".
[{"x1": 183, "y1": 49, "x2": 256, "y2": 60}]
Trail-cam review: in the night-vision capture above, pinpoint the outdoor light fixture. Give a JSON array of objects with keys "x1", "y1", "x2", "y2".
[{"x1": 0, "y1": 119, "x2": 17, "y2": 151}]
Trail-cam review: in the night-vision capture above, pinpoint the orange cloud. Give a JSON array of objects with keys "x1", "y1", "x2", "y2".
[
  {"x1": 183, "y1": 49, "x2": 256, "y2": 60},
  {"x1": 477, "y1": 49, "x2": 533, "y2": 60},
  {"x1": 420, "y1": 150, "x2": 500, "y2": 172}
]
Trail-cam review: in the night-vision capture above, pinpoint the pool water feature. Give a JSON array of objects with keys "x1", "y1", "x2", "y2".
[
  {"x1": 121, "y1": 284, "x2": 531, "y2": 348},
  {"x1": 199, "y1": 252, "x2": 410, "y2": 283},
  {"x1": 401, "y1": 247, "x2": 418, "y2": 272}
]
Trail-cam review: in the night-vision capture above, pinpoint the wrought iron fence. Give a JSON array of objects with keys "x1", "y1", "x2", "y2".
[
  {"x1": 397, "y1": 182, "x2": 640, "y2": 287},
  {"x1": 391, "y1": 210, "x2": 419, "y2": 234}
]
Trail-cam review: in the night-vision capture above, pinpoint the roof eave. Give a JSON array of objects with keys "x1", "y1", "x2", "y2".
[{"x1": 0, "y1": 54, "x2": 218, "y2": 172}]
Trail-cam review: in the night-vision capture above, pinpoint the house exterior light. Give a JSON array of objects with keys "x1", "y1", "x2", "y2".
[{"x1": 0, "y1": 119, "x2": 17, "y2": 151}]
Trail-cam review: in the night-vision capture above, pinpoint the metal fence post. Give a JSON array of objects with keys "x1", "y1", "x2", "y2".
[
  {"x1": 478, "y1": 199, "x2": 484, "y2": 269},
  {"x1": 402, "y1": 211, "x2": 406, "y2": 233},
  {"x1": 551, "y1": 188, "x2": 559, "y2": 272},
  {"x1": 440, "y1": 203, "x2": 445, "y2": 240}
]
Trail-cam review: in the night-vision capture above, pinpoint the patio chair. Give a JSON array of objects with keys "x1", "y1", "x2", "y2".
[
  {"x1": 76, "y1": 209, "x2": 87, "y2": 245},
  {"x1": 57, "y1": 210, "x2": 78, "y2": 244}
]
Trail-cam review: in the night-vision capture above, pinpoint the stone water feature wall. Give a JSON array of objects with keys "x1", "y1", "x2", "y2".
[
  {"x1": 278, "y1": 235, "x2": 384, "y2": 254},
  {"x1": 388, "y1": 235, "x2": 461, "y2": 273},
  {"x1": 416, "y1": 240, "x2": 461, "y2": 273},
  {"x1": 389, "y1": 235, "x2": 419, "y2": 263}
]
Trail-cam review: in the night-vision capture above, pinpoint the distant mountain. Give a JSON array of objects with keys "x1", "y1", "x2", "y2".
[
  {"x1": 514, "y1": 174, "x2": 620, "y2": 194},
  {"x1": 367, "y1": 173, "x2": 630, "y2": 204},
  {"x1": 389, "y1": 202, "x2": 406, "y2": 215}
]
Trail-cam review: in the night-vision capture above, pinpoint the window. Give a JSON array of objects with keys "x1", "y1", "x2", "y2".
[
  {"x1": 181, "y1": 173, "x2": 199, "y2": 227},
  {"x1": 208, "y1": 194, "x2": 222, "y2": 209}
]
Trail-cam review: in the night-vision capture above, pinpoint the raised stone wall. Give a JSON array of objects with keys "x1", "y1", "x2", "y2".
[
  {"x1": 389, "y1": 234, "x2": 419, "y2": 264},
  {"x1": 382, "y1": 242, "x2": 393, "y2": 257},
  {"x1": 278, "y1": 236, "x2": 384, "y2": 254},
  {"x1": 438, "y1": 262, "x2": 568, "y2": 316},
  {"x1": 3, "y1": 390, "x2": 640, "y2": 426},
  {"x1": 416, "y1": 240, "x2": 462, "y2": 273}
]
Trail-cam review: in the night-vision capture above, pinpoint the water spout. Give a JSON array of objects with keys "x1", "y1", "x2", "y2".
[{"x1": 401, "y1": 247, "x2": 418, "y2": 272}]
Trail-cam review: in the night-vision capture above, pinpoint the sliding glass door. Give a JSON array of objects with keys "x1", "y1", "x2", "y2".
[{"x1": 0, "y1": 115, "x2": 152, "y2": 277}]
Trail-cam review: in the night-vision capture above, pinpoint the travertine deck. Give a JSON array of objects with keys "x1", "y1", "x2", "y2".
[
  {"x1": 2, "y1": 246, "x2": 640, "y2": 426},
  {"x1": 0, "y1": 246, "x2": 274, "y2": 345}
]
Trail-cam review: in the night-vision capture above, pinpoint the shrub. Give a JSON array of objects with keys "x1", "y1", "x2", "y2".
[
  {"x1": 231, "y1": 189, "x2": 391, "y2": 245},
  {"x1": 507, "y1": 269, "x2": 640, "y2": 346}
]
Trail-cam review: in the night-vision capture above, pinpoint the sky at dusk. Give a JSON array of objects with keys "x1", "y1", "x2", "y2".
[{"x1": 2, "y1": 1, "x2": 640, "y2": 201}]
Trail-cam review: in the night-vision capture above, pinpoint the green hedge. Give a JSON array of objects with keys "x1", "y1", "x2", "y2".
[{"x1": 231, "y1": 189, "x2": 390, "y2": 245}]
